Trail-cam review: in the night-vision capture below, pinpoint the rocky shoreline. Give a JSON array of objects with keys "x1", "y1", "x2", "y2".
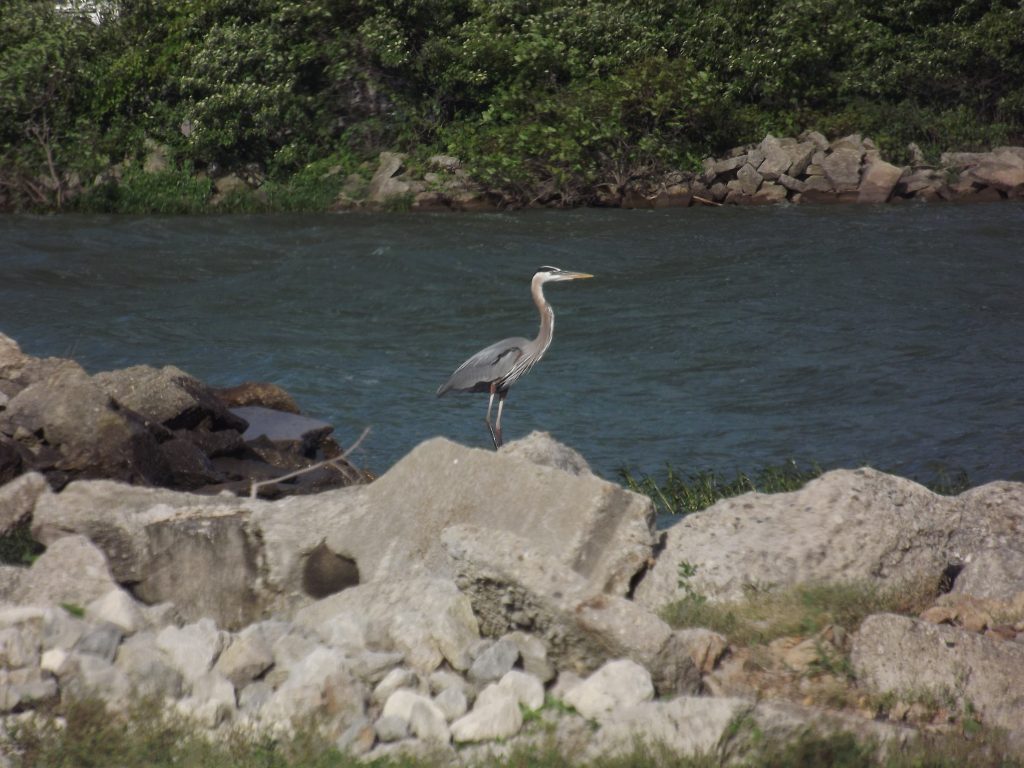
[
  {"x1": 16, "y1": 133, "x2": 1024, "y2": 214},
  {"x1": 353, "y1": 133, "x2": 1024, "y2": 211},
  {"x1": 1, "y1": 332, "x2": 1024, "y2": 764}
]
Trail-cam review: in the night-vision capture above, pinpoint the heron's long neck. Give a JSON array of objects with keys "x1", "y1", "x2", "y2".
[{"x1": 532, "y1": 276, "x2": 555, "y2": 355}]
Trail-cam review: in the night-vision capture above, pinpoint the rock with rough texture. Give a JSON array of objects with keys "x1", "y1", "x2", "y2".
[
  {"x1": 821, "y1": 148, "x2": 864, "y2": 192},
  {"x1": 468, "y1": 636, "x2": 519, "y2": 684},
  {"x1": 450, "y1": 683, "x2": 523, "y2": 743},
  {"x1": 443, "y1": 524, "x2": 700, "y2": 695},
  {"x1": 368, "y1": 152, "x2": 410, "y2": 202},
  {"x1": 85, "y1": 589, "x2": 146, "y2": 634},
  {"x1": 0, "y1": 472, "x2": 50, "y2": 535},
  {"x1": 261, "y1": 646, "x2": 367, "y2": 731},
  {"x1": 114, "y1": 632, "x2": 184, "y2": 700},
  {"x1": 952, "y1": 548, "x2": 1024, "y2": 601},
  {"x1": 498, "y1": 670, "x2": 544, "y2": 711},
  {"x1": 1, "y1": 368, "x2": 169, "y2": 486},
  {"x1": 758, "y1": 136, "x2": 792, "y2": 179},
  {"x1": 858, "y1": 160, "x2": 905, "y2": 203},
  {"x1": 852, "y1": 613, "x2": 1024, "y2": 732},
  {"x1": 213, "y1": 382, "x2": 300, "y2": 414},
  {"x1": 14, "y1": 535, "x2": 119, "y2": 607},
  {"x1": 93, "y1": 365, "x2": 246, "y2": 433},
  {"x1": 498, "y1": 431, "x2": 591, "y2": 475},
  {"x1": 633, "y1": 468, "x2": 1024, "y2": 609},
  {"x1": 213, "y1": 627, "x2": 275, "y2": 687},
  {"x1": 270, "y1": 437, "x2": 655, "y2": 597},
  {"x1": 563, "y1": 659, "x2": 654, "y2": 718},
  {"x1": 156, "y1": 619, "x2": 229, "y2": 686},
  {"x1": 293, "y1": 577, "x2": 479, "y2": 672}
]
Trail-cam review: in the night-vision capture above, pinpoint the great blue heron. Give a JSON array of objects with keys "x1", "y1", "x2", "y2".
[{"x1": 437, "y1": 265, "x2": 593, "y2": 448}]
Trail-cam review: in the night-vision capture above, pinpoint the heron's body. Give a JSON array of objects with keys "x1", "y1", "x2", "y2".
[{"x1": 437, "y1": 266, "x2": 591, "y2": 448}]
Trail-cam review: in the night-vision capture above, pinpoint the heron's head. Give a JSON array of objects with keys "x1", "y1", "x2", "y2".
[{"x1": 535, "y1": 265, "x2": 594, "y2": 283}]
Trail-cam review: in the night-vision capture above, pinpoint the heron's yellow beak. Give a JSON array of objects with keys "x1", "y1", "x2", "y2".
[{"x1": 567, "y1": 271, "x2": 594, "y2": 279}]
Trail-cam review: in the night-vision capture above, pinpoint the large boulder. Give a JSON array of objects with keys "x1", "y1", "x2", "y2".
[
  {"x1": 292, "y1": 577, "x2": 480, "y2": 672},
  {"x1": 260, "y1": 436, "x2": 655, "y2": 598},
  {"x1": 443, "y1": 524, "x2": 700, "y2": 695},
  {"x1": 633, "y1": 468, "x2": 1024, "y2": 610},
  {"x1": 852, "y1": 613, "x2": 1024, "y2": 733},
  {"x1": 0, "y1": 367, "x2": 170, "y2": 487},
  {"x1": 858, "y1": 159, "x2": 905, "y2": 203},
  {"x1": 92, "y1": 364, "x2": 246, "y2": 432}
]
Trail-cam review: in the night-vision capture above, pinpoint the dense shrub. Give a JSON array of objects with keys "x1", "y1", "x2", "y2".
[{"x1": 1, "y1": 0, "x2": 1021, "y2": 210}]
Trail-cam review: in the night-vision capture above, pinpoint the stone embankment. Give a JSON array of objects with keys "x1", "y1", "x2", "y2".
[
  {"x1": 1, "y1": 333, "x2": 1024, "y2": 762},
  {"x1": 343, "y1": 133, "x2": 1024, "y2": 211}
]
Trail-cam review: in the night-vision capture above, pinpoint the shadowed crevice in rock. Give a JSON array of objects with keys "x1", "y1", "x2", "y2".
[{"x1": 302, "y1": 542, "x2": 360, "y2": 599}]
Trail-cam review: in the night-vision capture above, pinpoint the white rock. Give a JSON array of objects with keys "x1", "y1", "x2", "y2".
[
  {"x1": 114, "y1": 632, "x2": 183, "y2": 700},
  {"x1": 499, "y1": 670, "x2": 544, "y2": 711},
  {"x1": 40, "y1": 648, "x2": 69, "y2": 675},
  {"x1": 373, "y1": 668, "x2": 418, "y2": 705},
  {"x1": 374, "y1": 714, "x2": 408, "y2": 743},
  {"x1": 156, "y1": 618, "x2": 229, "y2": 685},
  {"x1": 85, "y1": 588, "x2": 146, "y2": 634},
  {"x1": 212, "y1": 629, "x2": 274, "y2": 688},
  {"x1": 183, "y1": 671, "x2": 236, "y2": 727},
  {"x1": 0, "y1": 626, "x2": 39, "y2": 669},
  {"x1": 450, "y1": 683, "x2": 523, "y2": 743},
  {"x1": 564, "y1": 659, "x2": 654, "y2": 719},
  {"x1": 382, "y1": 688, "x2": 433, "y2": 722},
  {"x1": 14, "y1": 535, "x2": 118, "y2": 607},
  {"x1": 262, "y1": 647, "x2": 365, "y2": 728},
  {"x1": 410, "y1": 699, "x2": 451, "y2": 743}
]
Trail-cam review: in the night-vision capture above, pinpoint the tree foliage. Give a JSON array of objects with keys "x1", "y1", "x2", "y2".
[{"x1": 1, "y1": 0, "x2": 1022, "y2": 209}]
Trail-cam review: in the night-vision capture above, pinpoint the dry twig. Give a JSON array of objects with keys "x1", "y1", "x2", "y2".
[{"x1": 249, "y1": 426, "x2": 371, "y2": 499}]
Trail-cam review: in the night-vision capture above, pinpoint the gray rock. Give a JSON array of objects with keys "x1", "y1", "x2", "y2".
[
  {"x1": 633, "y1": 468, "x2": 1024, "y2": 609},
  {"x1": 783, "y1": 141, "x2": 817, "y2": 176},
  {"x1": 74, "y1": 622, "x2": 123, "y2": 662},
  {"x1": 114, "y1": 632, "x2": 184, "y2": 699},
  {"x1": 498, "y1": 670, "x2": 544, "y2": 711},
  {"x1": 92, "y1": 364, "x2": 245, "y2": 432},
  {"x1": 589, "y1": 696, "x2": 748, "y2": 759},
  {"x1": 382, "y1": 688, "x2": 435, "y2": 723},
  {"x1": 0, "y1": 668, "x2": 58, "y2": 712},
  {"x1": 852, "y1": 613, "x2": 1024, "y2": 732},
  {"x1": 182, "y1": 671, "x2": 237, "y2": 727},
  {"x1": 0, "y1": 472, "x2": 50, "y2": 536},
  {"x1": 0, "y1": 367, "x2": 168, "y2": 484},
  {"x1": 758, "y1": 136, "x2": 792, "y2": 179},
  {"x1": 336, "y1": 716, "x2": 375, "y2": 755},
  {"x1": 238, "y1": 680, "x2": 273, "y2": 713},
  {"x1": 156, "y1": 618, "x2": 229, "y2": 685},
  {"x1": 736, "y1": 163, "x2": 763, "y2": 195},
  {"x1": 443, "y1": 525, "x2": 699, "y2": 696},
  {"x1": 822, "y1": 147, "x2": 864, "y2": 192},
  {"x1": 750, "y1": 182, "x2": 788, "y2": 204},
  {"x1": 468, "y1": 636, "x2": 519, "y2": 684},
  {"x1": 450, "y1": 683, "x2": 523, "y2": 743},
  {"x1": 213, "y1": 627, "x2": 275, "y2": 687},
  {"x1": 293, "y1": 577, "x2": 479, "y2": 672},
  {"x1": 498, "y1": 431, "x2": 591, "y2": 475},
  {"x1": 0, "y1": 626, "x2": 40, "y2": 669},
  {"x1": 952, "y1": 548, "x2": 1024, "y2": 601},
  {"x1": 505, "y1": 631, "x2": 555, "y2": 682},
  {"x1": 277, "y1": 437, "x2": 654, "y2": 597},
  {"x1": 563, "y1": 659, "x2": 653, "y2": 719},
  {"x1": 368, "y1": 152, "x2": 410, "y2": 203},
  {"x1": 374, "y1": 714, "x2": 409, "y2": 743},
  {"x1": 410, "y1": 699, "x2": 451, "y2": 743},
  {"x1": 830, "y1": 133, "x2": 864, "y2": 151},
  {"x1": 434, "y1": 686, "x2": 468, "y2": 721},
  {"x1": 373, "y1": 668, "x2": 419, "y2": 705},
  {"x1": 14, "y1": 535, "x2": 118, "y2": 607},
  {"x1": 231, "y1": 406, "x2": 333, "y2": 453},
  {"x1": 262, "y1": 646, "x2": 366, "y2": 730},
  {"x1": 41, "y1": 606, "x2": 86, "y2": 651},
  {"x1": 61, "y1": 652, "x2": 133, "y2": 710},
  {"x1": 858, "y1": 160, "x2": 905, "y2": 203},
  {"x1": 85, "y1": 588, "x2": 146, "y2": 634}
]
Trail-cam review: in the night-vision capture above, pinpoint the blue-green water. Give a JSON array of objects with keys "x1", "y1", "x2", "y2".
[{"x1": 2, "y1": 204, "x2": 1023, "y2": 484}]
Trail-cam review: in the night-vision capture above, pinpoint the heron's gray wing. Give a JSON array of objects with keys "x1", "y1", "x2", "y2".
[{"x1": 437, "y1": 336, "x2": 529, "y2": 395}]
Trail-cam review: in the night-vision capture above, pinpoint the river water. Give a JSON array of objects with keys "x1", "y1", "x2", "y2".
[{"x1": 2, "y1": 203, "x2": 1023, "y2": 485}]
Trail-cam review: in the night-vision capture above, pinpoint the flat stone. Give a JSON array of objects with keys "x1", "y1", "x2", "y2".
[
  {"x1": 822, "y1": 147, "x2": 864, "y2": 192},
  {"x1": 231, "y1": 406, "x2": 333, "y2": 450},
  {"x1": 858, "y1": 160, "x2": 906, "y2": 203}
]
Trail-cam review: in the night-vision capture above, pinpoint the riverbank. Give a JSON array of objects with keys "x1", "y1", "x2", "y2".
[
  {"x1": 5, "y1": 132, "x2": 1023, "y2": 215},
  {"x1": 1, "y1": 333, "x2": 1023, "y2": 765}
]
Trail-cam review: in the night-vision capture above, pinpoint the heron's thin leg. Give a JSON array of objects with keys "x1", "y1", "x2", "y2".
[
  {"x1": 485, "y1": 385, "x2": 499, "y2": 449},
  {"x1": 494, "y1": 391, "x2": 507, "y2": 448}
]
